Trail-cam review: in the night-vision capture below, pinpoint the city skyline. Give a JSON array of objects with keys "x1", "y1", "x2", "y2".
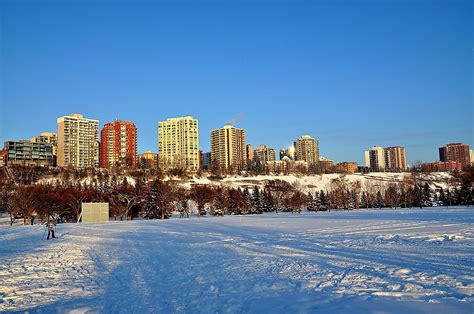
[
  {"x1": 1, "y1": 1, "x2": 472, "y2": 165},
  {"x1": 1, "y1": 112, "x2": 473, "y2": 166}
]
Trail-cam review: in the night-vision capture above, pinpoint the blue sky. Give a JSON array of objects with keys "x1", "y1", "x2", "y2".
[{"x1": 0, "y1": 0, "x2": 472, "y2": 164}]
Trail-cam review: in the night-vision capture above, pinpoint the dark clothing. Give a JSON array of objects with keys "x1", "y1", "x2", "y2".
[
  {"x1": 46, "y1": 220, "x2": 56, "y2": 240},
  {"x1": 47, "y1": 230, "x2": 55, "y2": 240}
]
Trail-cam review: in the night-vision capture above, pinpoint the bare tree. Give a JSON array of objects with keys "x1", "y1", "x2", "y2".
[
  {"x1": 189, "y1": 184, "x2": 216, "y2": 216},
  {"x1": 384, "y1": 183, "x2": 399, "y2": 208},
  {"x1": 265, "y1": 180, "x2": 292, "y2": 213}
]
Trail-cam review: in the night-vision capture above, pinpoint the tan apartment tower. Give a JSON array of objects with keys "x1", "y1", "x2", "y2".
[
  {"x1": 294, "y1": 135, "x2": 319, "y2": 165},
  {"x1": 158, "y1": 116, "x2": 199, "y2": 171},
  {"x1": 255, "y1": 145, "x2": 276, "y2": 162},
  {"x1": 384, "y1": 146, "x2": 407, "y2": 171},
  {"x1": 211, "y1": 125, "x2": 247, "y2": 172},
  {"x1": 57, "y1": 114, "x2": 99, "y2": 167}
]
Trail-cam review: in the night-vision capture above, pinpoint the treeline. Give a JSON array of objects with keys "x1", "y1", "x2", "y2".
[{"x1": 0, "y1": 166, "x2": 472, "y2": 226}]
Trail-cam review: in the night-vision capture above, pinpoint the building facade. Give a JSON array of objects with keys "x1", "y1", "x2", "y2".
[
  {"x1": 210, "y1": 125, "x2": 247, "y2": 172},
  {"x1": 384, "y1": 146, "x2": 407, "y2": 171},
  {"x1": 0, "y1": 150, "x2": 8, "y2": 167},
  {"x1": 30, "y1": 132, "x2": 58, "y2": 166},
  {"x1": 255, "y1": 145, "x2": 276, "y2": 163},
  {"x1": 57, "y1": 114, "x2": 99, "y2": 168},
  {"x1": 365, "y1": 146, "x2": 385, "y2": 172},
  {"x1": 318, "y1": 156, "x2": 334, "y2": 173},
  {"x1": 439, "y1": 143, "x2": 471, "y2": 167},
  {"x1": 246, "y1": 144, "x2": 254, "y2": 166},
  {"x1": 201, "y1": 152, "x2": 212, "y2": 170},
  {"x1": 279, "y1": 147, "x2": 295, "y2": 160},
  {"x1": 157, "y1": 116, "x2": 199, "y2": 171},
  {"x1": 138, "y1": 151, "x2": 157, "y2": 169},
  {"x1": 422, "y1": 161, "x2": 462, "y2": 172},
  {"x1": 100, "y1": 120, "x2": 137, "y2": 169},
  {"x1": 336, "y1": 162, "x2": 358, "y2": 174},
  {"x1": 294, "y1": 135, "x2": 319, "y2": 165},
  {"x1": 3, "y1": 140, "x2": 54, "y2": 166}
]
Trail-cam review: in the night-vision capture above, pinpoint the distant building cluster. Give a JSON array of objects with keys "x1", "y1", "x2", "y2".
[{"x1": 1, "y1": 113, "x2": 473, "y2": 173}]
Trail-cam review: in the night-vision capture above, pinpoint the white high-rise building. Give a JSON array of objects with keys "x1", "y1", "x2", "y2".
[
  {"x1": 57, "y1": 114, "x2": 99, "y2": 167},
  {"x1": 158, "y1": 116, "x2": 199, "y2": 171},
  {"x1": 365, "y1": 146, "x2": 385, "y2": 172}
]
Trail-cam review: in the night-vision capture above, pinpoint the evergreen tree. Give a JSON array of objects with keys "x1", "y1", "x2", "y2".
[
  {"x1": 438, "y1": 188, "x2": 447, "y2": 207},
  {"x1": 307, "y1": 192, "x2": 319, "y2": 212},
  {"x1": 457, "y1": 180, "x2": 473, "y2": 206},
  {"x1": 251, "y1": 186, "x2": 263, "y2": 214},
  {"x1": 318, "y1": 190, "x2": 328, "y2": 211},
  {"x1": 262, "y1": 189, "x2": 275, "y2": 212},
  {"x1": 361, "y1": 191, "x2": 368, "y2": 209},
  {"x1": 211, "y1": 190, "x2": 225, "y2": 216},
  {"x1": 446, "y1": 189, "x2": 453, "y2": 207},
  {"x1": 376, "y1": 191, "x2": 384, "y2": 209},
  {"x1": 347, "y1": 192, "x2": 356, "y2": 210},
  {"x1": 422, "y1": 183, "x2": 432, "y2": 207}
]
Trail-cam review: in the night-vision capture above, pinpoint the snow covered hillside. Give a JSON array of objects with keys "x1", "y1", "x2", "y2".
[
  {"x1": 1, "y1": 207, "x2": 473, "y2": 313},
  {"x1": 39, "y1": 172, "x2": 452, "y2": 193},
  {"x1": 191, "y1": 172, "x2": 452, "y2": 191}
]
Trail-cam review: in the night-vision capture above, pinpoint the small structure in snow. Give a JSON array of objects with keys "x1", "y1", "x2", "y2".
[{"x1": 81, "y1": 203, "x2": 109, "y2": 224}]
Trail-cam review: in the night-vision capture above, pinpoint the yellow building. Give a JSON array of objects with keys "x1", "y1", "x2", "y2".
[
  {"x1": 255, "y1": 145, "x2": 276, "y2": 162},
  {"x1": 57, "y1": 114, "x2": 99, "y2": 168},
  {"x1": 211, "y1": 125, "x2": 247, "y2": 172},
  {"x1": 294, "y1": 135, "x2": 319, "y2": 165},
  {"x1": 246, "y1": 144, "x2": 254, "y2": 165},
  {"x1": 158, "y1": 116, "x2": 199, "y2": 171},
  {"x1": 336, "y1": 162, "x2": 358, "y2": 174},
  {"x1": 138, "y1": 151, "x2": 157, "y2": 169}
]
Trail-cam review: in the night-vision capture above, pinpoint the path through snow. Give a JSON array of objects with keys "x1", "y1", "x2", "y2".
[{"x1": 0, "y1": 207, "x2": 473, "y2": 313}]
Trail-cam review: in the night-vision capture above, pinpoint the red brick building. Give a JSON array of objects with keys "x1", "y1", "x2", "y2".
[
  {"x1": 100, "y1": 121, "x2": 137, "y2": 169},
  {"x1": 0, "y1": 150, "x2": 8, "y2": 167},
  {"x1": 421, "y1": 161, "x2": 462, "y2": 172},
  {"x1": 439, "y1": 143, "x2": 471, "y2": 168}
]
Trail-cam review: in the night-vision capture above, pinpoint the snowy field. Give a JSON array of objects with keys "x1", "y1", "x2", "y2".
[{"x1": 0, "y1": 207, "x2": 473, "y2": 313}]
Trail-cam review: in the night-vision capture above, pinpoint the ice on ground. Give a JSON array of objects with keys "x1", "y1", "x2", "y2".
[{"x1": 0, "y1": 207, "x2": 473, "y2": 313}]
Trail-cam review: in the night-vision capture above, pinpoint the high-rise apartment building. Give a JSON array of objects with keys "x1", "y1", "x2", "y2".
[
  {"x1": 57, "y1": 114, "x2": 99, "y2": 168},
  {"x1": 210, "y1": 125, "x2": 247, "y2": 172},
  {"x1": 384, "y1": 146, "x2": 407, "y2": 171},
  {"x1": 365, "y1": 146, "x2": 385, "y2": 172},
  {"x1": 294, "y1": 135, "x2": 319, "y2": 165},
  {"x1": 158, "y1": 116, "x2": 199, "y2": 171},
  {"x1": 255, "y1": 145, "x2": 276, "y2": 162},
  {"x1": 100, "y1": 120, "x2": 137, "y2": 169},
  {"x1": 365, "y1": 146, "x2": 408, "y2": 172},
  {"x1": 439, "y1": 143, "x2": 471, "y2": 167}
]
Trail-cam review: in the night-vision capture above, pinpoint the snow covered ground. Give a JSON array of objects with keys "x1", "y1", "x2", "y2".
[{"x1": 0, "y1": 207, "x2": 473, "y2": 313}]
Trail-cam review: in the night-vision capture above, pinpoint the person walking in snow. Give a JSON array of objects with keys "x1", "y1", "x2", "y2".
[{"x1": 46, "y1": 219, "x2": 56, "y2": 240}]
